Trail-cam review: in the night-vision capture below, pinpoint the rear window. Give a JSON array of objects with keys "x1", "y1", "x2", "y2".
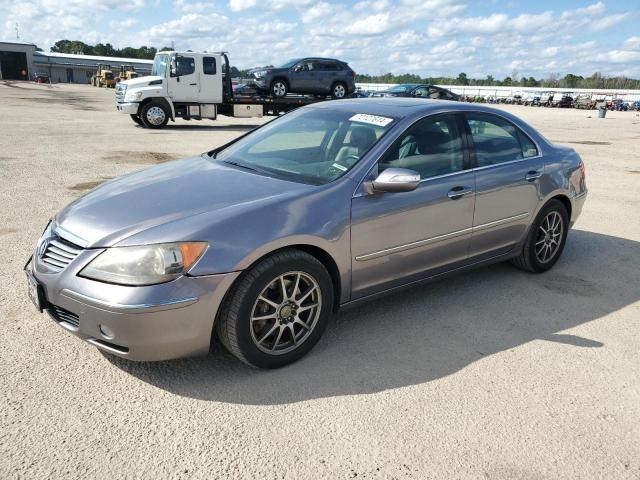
[{"x1": 203, "y1": 57, "x2": 216, "y2": 75}]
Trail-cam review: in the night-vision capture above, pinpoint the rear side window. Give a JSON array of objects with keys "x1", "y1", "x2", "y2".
[
  {"x1": 203, "y1": 57, "x2": 216, "y2": 75},
  {"x1": 466, "y1": 114, "x2": 537, "y2": 166},
  {"x1": 379, "y1": 114, "x2": 465, "y2": 179},
  {"x1": 318, "y1": 61, "x2": 338, "y2": 71}
]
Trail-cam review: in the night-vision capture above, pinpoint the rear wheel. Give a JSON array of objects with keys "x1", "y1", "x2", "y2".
[
  {"x1": 331, "y1": 82, "x2": 347, "y2": 99},
  {"x1": 140, "y1": 102, "x2": 169, "y2": 129},
  {"x1": 511, "y1": 200, "x2": 569, "y2": 273},
  {"x1": 216, "y1": 249, "x2": 334, "y2": 368},
  {"x1": 271, "y1": 80, "x2": 288, "y2": 97}
]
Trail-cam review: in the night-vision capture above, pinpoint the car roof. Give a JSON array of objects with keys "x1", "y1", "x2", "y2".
[{"x1": 308, "y1": 97, "x2": 525, "y2": 120}]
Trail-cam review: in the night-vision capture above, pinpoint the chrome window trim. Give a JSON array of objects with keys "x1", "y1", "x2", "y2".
[
  {"x1": 471, "y1": 154, "x2": 543, "y2": 173},
  {"x1": 355, "y1": 212, "x2": 529, "y2": 261}
]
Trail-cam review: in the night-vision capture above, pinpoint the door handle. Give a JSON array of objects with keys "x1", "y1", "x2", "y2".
[
  {"x1": 525, "y1": 170, "x2": 542, "y2": 182},
  {"x1": 447, "y1": 186, "x2": 473, "y2": 200},
  {"x1": 189, "y1": 83, "x2": 197, "y2": 86}
]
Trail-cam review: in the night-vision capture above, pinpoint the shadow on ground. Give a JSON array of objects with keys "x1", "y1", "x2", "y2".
[
  {"x1": 158, "y1": 124, "x2": 262, "y2": 131},
  {"x1": 106, "y1": 230, "x2": 639, "y2": 404}
]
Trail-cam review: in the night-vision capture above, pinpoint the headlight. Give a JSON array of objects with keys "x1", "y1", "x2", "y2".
[
  {"x1": 80, "y1": 242, "x2": 208, "y2": 286},
  {"x1": 253, "y1": 70, "x2": 267, "y2": 78},
  {"x1": 124, "y1": 91, "x2": 143, "y2": 102}
]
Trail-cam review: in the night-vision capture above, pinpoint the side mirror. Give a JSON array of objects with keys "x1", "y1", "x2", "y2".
[
  {"x1": 293, "y1": 65, "x2": 303, "y2": 72},
  {"x1": 170, "y1": 58, "x2": 178, "y2": 77},
  {"x1": 369, "y1": 168, "x2": 420, "y2": 193}
]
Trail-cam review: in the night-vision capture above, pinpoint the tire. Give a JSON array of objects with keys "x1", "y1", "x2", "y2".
[
  {"x1": 331, "y1": 82, "x2": 347, "y2": 99},
  {"x1": 511, "y1": 199, "x2": 569, "y2": 273},
  {"x1": 215, "y1": 249, "x2": 334, "y2": 369},
  {"x1": 140, "y1": 102, "x2": 169, "y2": 129},
  {"x1": 130, "y1": 114, "x2": 143, "y2": 125},
  {"x1": 271, "y1": 79, "x2": 288, "y2": 97}
]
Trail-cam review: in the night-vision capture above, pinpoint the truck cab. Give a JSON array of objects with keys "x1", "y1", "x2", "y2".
[{"x1": 116, "y1": 51, "x2": 228, "y2": 128}]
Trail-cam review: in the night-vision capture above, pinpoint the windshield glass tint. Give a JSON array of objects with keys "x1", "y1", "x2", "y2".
[
  {"x1": 389, "y1": 84, "x2": 416, "y2": 92},
  {"x1": 279, "y1": 59, "x2": 301, "y2": 69},
  {"x1": 152, "y1": 54, "x2": 169, "y2": 77},
  {"x1": 215, "y1": 109, "x2": 395, "y2": 185}
]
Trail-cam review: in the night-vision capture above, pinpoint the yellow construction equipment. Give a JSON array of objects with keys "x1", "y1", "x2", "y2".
[
  {"x1": 117, "y1": 65, "x2": 139, "y2": 83},
  {"x1": 91, "y1": 64, "x2": 116, "y2": 88}
]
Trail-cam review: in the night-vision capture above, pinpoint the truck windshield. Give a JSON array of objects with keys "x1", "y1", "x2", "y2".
[
  {"x1": 214, "y1": 108, "x2": 395, "y2": 185},
  {"x1": 152, "y1": 54, "x2": 169, "y2": 77}
]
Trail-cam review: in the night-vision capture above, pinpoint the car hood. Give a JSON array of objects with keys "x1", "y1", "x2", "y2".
[
  {"x1": 55, "y1": 155, "x2": 312, "y2": 248},
  {"x1": 120, "y1": 75, "x2": 163, "y2": 88}
]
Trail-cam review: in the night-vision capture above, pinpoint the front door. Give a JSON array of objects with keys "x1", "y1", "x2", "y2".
[
  {"x1": 351, "y1": 113, "x2": 475, "y2": 299},
  {"x1": 288, "y1": 60, "x2": 316, "y2": 93},
  {"x1": 168, "y1": 55, "x2": 199, "y2": 102},
  {"x1": 464, "y1": 112, "x2": 544, "y2": 259}
]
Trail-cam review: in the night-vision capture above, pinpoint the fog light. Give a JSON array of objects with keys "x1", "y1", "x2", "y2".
[{"x1": 99, "y1": 324, "x2": 115, "y2": 340}]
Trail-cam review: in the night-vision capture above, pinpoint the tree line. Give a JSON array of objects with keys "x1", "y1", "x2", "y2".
[
  {"x1": 355, "y1": 71, "x2": 640, "y2": 90},
  {"x1": 47, "y1": 40, "x2": 639, "y2": 89}
]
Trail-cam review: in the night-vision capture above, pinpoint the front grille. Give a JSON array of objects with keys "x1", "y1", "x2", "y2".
[
  {"x1": 115, "y1": 84, "x2": 126, "y2": 103},
  {"x1": 49, "y1": 304, "x2": 80, "y2": 328},
  {"x1": 40, "y1": 236, "x2": 82, "y2": 272}
]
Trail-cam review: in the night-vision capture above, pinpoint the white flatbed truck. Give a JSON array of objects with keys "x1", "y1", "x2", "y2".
[{"x1": 115, "y1": 51, "x2": 326, "y2": 128}]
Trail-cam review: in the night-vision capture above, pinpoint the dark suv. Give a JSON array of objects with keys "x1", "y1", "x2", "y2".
[{"x1": 251, "y1": 58, "x2": 356, "y2": 98}]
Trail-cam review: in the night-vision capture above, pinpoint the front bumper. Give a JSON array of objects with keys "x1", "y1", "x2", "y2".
[
  {"x1": 115, "y1": 102, "x2": 139, "y2": 115},
  {"x1": 29, "y1": 251, "x2": 240, "y2": 361}
]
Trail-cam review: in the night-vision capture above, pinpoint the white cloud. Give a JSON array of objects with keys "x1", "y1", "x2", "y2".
[{"x1": 109, "y1": 18, "x2": 137, "y2": 29}]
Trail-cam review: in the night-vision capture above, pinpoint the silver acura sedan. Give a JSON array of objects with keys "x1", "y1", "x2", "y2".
[{"x1": 26, "y1": 98, "x2": 587, "y2": 368}]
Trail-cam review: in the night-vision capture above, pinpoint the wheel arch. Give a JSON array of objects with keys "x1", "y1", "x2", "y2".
[{"x1": 225, "y1": 244, "x2": 343, "y2": 313}]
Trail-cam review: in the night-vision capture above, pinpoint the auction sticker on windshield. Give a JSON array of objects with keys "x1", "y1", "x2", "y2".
[{"x1": 349, "y1": 114, "x2": 393, "y2": 127}]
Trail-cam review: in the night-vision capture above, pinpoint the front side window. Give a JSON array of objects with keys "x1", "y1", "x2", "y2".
[
  {"x1": 215, "y1": 109, "x2": 394, "y2": 185},
  {"x1": 466, "y1": 114, "x2": 537, "y2": 166},
  {"x1": 379, "y1": 114, "x2": 465, "y2": 180},
  {"x1": 203, "y1": 57, "x2": 216, "y2": 75},
  {"x1": 174, "y1": 56, "x2": 195, "y2": 76}
]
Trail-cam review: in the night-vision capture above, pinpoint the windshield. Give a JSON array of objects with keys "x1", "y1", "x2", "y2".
[
  {"x1": 279, "y1": 59, "x2": 302, "y2": 69},
  {"x1": 214, "y1": 108, "x2": 395, "y2": 185},
  {"x1": 152, "y1": 54, "x2": 169, "y2": 77},
  {"x1": 388, "y1": 84, "x2": 418, "y2": 93}
]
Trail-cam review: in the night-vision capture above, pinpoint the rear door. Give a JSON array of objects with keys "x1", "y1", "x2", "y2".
[
  {"x1": 464, "y1": 112, "x2": 544, "y2": 259},
  {"x1": 199, "y1": 55, "x2": 222, "y2": 103}
]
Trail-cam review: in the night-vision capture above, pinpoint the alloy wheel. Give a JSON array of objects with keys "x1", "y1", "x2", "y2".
[
  {"x1": 535, "y1": 211, "x2": 563, "y2": 263},
  {"x1": 250, "y1": 271, "x2": 322, "y2": 355},
  {"x1": 273, "y1": 82, "x2": 287, "y2": 97},
  {"x1": 333, "y1": 84, "x2": 346, "y2": 98}
]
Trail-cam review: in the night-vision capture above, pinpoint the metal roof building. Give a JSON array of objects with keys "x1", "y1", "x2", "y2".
[{"x1": 0, "y1": 40, "x2": 153, "y2": 83}]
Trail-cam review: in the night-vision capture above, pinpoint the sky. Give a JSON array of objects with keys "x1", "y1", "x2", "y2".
[{"x1": 1, "y1": 0, "x2": 639, "y2": 78}]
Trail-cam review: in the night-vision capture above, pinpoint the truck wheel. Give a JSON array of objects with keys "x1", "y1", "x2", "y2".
[
  {"x1": 271, "y1": 80, "x2": 288, "y2": 97},
  {"x1": 141, "y1": 102, "x2": 169, "y2": 129},
  {"x1": 130, "y1": 114, "x2": 143, "y2": 126}
]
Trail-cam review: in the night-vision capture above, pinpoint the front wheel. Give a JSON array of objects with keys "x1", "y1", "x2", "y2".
[
  {"x1": 331, "y1": 82, "x2": 347, "y2": 99},
  {"x1": 511, "y1": 200, "x2": 569, "y2": 273},
  {"x1": 271, "y1": 80, "x2": 288, "y2": 97},
  {"x1": 140, "y1": 102, "x2": 169, "y2": 129},
  {"x1": 216, "y1": 249, "x2": 334, "y2": 368}
]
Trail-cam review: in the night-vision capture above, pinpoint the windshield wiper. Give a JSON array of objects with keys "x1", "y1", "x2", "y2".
[{"x1": 221, "y1": 160, "x2": 261, "y2": 173}]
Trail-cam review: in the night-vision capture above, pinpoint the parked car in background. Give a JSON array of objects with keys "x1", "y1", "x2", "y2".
[
  {"x1": 539, "y1": 92, "x2": 554, "y2": 107},
  {"x1": 369, "y1": 84, "x2": 459, "y2": 101},
  {"x1": 233, "y1": 81, "x2": 262, "y2": 97},
  {"x1": 632, "y1": 101, "x2": 640, "y2": 111},
  {"x1": 33, "y1": 72, "x2": 50, "y2": 84},
  {"x1": 608, "y1": 99, "x2": 629, "y2": 111},
  {"x1": 523, "y1": 94, "x2": 541, "y2": 106},
  {"x1": 574, "y1": 95, "x2": 596, "y2": 109},
  {"x1": 27, "y1": 99, "x2": 586, "y2": 368},
  {"x1": 251, "y1": 58, "x2": 356, "y2": 98},
  {"x1": 552, "y1": 93, "x2": 574, "y2": 108}
]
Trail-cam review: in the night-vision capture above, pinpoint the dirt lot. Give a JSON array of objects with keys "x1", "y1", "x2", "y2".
[{"x1": 1, "y1": 81, "x2": 639, "y2": 479}]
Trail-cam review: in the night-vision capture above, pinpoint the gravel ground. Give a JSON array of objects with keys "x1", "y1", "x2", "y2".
[{"x1": 1, "y1": 81, "x2": 639, "y2": 480}]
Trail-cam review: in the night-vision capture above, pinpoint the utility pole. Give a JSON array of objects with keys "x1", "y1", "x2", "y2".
[{"x1": 15, "y1": 23, "x2": 19, "y2": 40}]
